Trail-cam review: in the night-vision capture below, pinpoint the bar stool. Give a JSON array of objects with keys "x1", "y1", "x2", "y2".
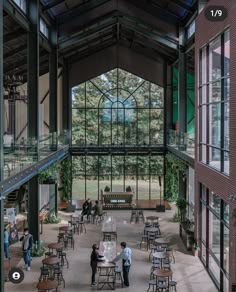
[
  {"x1": 38, "y1": 266, "x2": 50, "y2": 282},
  {"x1": 58, "y1": 250, "x2": 69, "y2": 268},
  {"x1": 130, "y1": 210, "x2": 137, "y2": 223},
  {"x1": 115, "y1": 266, "x2": 124, "y2": 288},
  {"x1": 53, "y1": 267, "x2": 66, "y2": 288},
  {"x1": 138, "y1": 210, "x2": 145, "y2": 222},
  {"x1": 140, "y1": 235, "x2": 148, "y2": 250}
]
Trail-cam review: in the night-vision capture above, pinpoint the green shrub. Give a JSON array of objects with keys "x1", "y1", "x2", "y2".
[
  {"x1": 32, "y1": 240, "x2": 46, "y2": 257},
  {"x1": 43, "y1": 213, "x2": 61, "y2": 224}
]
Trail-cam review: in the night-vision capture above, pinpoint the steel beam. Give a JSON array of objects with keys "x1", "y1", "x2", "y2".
[
  {"x1": 42, "y1": 0, "x2": 65, "y2": 11},
  {"x1": 4, "y1": 28, "x2": 25, "y2": 43},
  {"x1": 167, "y1": 146, "x2": 194, "y2": 167},
  {"x1": 62, "y1": 61, "x2": 69, "y2": 133},
  {"x1": 56, "y1": 0, "x2": 111, "y2": 25},
  {"x1": 3, "y1": 0, "x2": 30, "y2": 31},
  {"x1": 59, "y1": 18, "x2": 116, "y2": 50},
  {"x1": 0, "y1": 0, "x2": 4, "y2": 290},
  {"x1": 28, "y1": 0, "x2": 39, "y2": 140},
  {"x1": 28, "y1": 176, "x2": 40, "y2": 243},
  {"x1": 4, "y1": 44, "x2": 26, "y2": 59},
  {"x1": 49, "y1": 29, "x2": 58, "y2": 137},
  {"x1": 118, "y1": 17, "x2": 178, "y2": 50},
  {"x1": 168, "y1": 0, "x2": 194, "y2": 13}
]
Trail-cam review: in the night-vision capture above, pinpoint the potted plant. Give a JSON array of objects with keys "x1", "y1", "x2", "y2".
[
  {"x1": 232, "y1": 208, "x2": 236, "y2": 226},
  {"x1": 104, "y1": 186, "x2": 110, "y2": 192},
  {"x1": 176, "y1": 197, "x2": 187, "y2": 223},
  {"x1": 32, "y1": 240, "x2": 46, "y2": 257},
  {"x1": 126, "y1": 186, "x2": 132, "y2": 192},
  {"x1": 38, "y1": 162, "x2": 58, "y2": 184},
  {"x1": 189, "y1": 237, "x2": 199, "y2": 257}
]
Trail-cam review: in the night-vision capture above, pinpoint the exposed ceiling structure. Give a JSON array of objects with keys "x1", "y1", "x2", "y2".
[
  {"x1": 42, "y1": 0, "x2": 197, "y2": 64},
  {"x1": 3, "y1": 0, "x2": 197, "y2": 77}
]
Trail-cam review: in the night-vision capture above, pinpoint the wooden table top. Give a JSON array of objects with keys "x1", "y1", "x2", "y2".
[
  {"x1": 97, "y1": 261, "x2": 116, "y2": 268},
  {"x1": 59, "y1": 226, "x2": 72, "y2": 231},
  {"x1": 37, "y1": 279, "x2": 58, "y2": 290},
  {"x1": 146, "y1": 216, "x2": 159, "y2": 221},
  {"x1": 48, "y1": 242, "x2": 63, "y2": 250},
  {"x1": 42, "y1": 256, "x2": 60, "y2": 266},
  {"x1": 154, "y1": 238, "x2": 169, "y2": 245},
  {"x1": 153, "y1": 269, "x2": 172, "y2": 278},
  {"x1": 153, "y1": 252, "x2": 166, "y2": 259}
]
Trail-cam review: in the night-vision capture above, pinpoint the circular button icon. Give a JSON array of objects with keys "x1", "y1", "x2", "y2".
[{"x1": 8, "y1": 268, "x2": 24, "y2": 284}]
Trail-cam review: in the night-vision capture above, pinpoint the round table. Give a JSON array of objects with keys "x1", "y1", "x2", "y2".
[
  {"x1": 152, "y1": 269, "x2": 172, "y2": 289},
  {"x1": 154, "y1": 238, "x2": 169, "y2": 245},
  {"x1": 48, "y1": 242, "x2": 63, "y2": 251},
  {"x1": 146, "y1": 216, "x2": 159, "y2": 222},
  {"x1": 43, "y1": 256, "x2": 60, "y2": 266},
  {"x1": 59, "y1": 226, "x2": 72, "y2": 232},
  {"x1": 37, "y1": 279, "x2": 58, "y2": 291}
]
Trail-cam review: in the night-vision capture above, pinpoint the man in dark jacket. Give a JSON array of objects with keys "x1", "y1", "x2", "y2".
[
  {"x1": 92, "y1": 200, "x2": 103, "y2": 223},
  {"x1": 20, "y1": 228, "x2": 33, "y2": 271},
  {"x1": 82, "y1": 198, "x2": 92, "y2": 220},
  {"x1": 90, "y1": 244, "x2": 104, "y2": 286}
]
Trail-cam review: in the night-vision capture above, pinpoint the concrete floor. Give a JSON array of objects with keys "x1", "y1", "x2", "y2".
[{"x1": 5, "y1": 209, "x2": 217, "y2": 292}]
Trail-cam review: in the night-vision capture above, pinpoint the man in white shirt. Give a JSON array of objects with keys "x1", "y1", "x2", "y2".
[{"x1": 113, "y1": 242, "x2": 132, "y2": 287}]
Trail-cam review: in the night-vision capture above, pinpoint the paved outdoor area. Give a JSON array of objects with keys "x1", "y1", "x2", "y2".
[{"x1": 5, "y1": 208, "x2": 217, "y2": 292}]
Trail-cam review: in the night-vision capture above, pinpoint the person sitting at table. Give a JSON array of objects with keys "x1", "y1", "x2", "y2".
[
  {"x1": 92, "y1": 200, "x2": 103, "y2": 223},
  {"x1": 81, "y1": 198, "x2": 92, "y2": 221},
  {"x1": 90, "y1": 244, "x2": 104, "y2": 287},
  {"x1": 112, "y1": 242, "x2": 132, "y2": 287}
]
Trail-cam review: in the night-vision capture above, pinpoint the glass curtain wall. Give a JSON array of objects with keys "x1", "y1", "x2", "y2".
[
  {"x1": 199, "y1": 29, "x2": 230, "y2": 174},
  {"x1": 71, "y1": 68, "x2": 164, "y2": 145},
  {"x1": 72, "y1": 155, "x2": 164, "y2": 201},
  {"x1": 199, "y1": 183, "x2": 229, "y2": 291}
]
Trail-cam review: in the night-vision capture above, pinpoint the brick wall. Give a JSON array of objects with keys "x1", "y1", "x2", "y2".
[{"x1": 195, "y1": 0, "x2": 236, "y2": 290}]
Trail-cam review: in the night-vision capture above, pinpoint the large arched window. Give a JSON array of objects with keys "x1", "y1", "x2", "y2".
[{"x1": 72, "y1": 68, "x2": 164, "y2": 145}]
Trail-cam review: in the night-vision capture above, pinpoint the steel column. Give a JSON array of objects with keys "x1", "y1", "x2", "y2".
[
  {"x1": 28, "y1": 176, "x2": 40, "y2": 243},
  {"x1": 178, "y1": 27, "x2": 187, "y2": 150},
  {"x1": 49, "y1": 29, "x2": 58, "y2": 146},
  {"x1": 0, "y1": 1, "x2": 4, "y2": 290},
  {"x1": 62, "y1": 61, "x2": 71, "y2": 136},
  {"x1": 28, "y1": 0, "x2": 39, "y2": 140}
]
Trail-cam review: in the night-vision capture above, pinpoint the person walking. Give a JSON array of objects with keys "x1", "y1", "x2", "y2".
[
  {"x1": 20, "y1": 228, "x2": 33, "y2": 271},
  {"x1": 4, "y1": 228, "x2": 10, "y2": 259},
  {"x1": 113, "y1": 242, "x2": 132, "y2": 287},
  {"x1": 90, "y1": 244, "x2": 104, "y2": 287},
  {"x1": 92, "y1": 200, "x2": 103, "y2": 223}
]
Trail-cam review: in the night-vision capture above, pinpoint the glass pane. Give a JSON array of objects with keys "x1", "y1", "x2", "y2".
[
  {"x1": 209, "y1": 253, "x2": 221, "y2": 286},
  {"x1": 137, "y1": 156, "x2": 149, "y2": 175},
  {"x1": 150, "y1": 156, "x2": 163, "y2": 174},
  {"x1": 209, "y1": 37, "x2": 221, "y2": 82},
  {"x1": 99, "y1": 175, "x2": 111, "y2": 193},
  {"x1": 209, "y1": 103, "x2": 221, "y2": 148},
  {"x1": 224, "y1": 151, "x2": 229, "y2": 175},
  {"x1": 223, "y1": 274, "x2": 229, "y2": 292},
  {"x1": 224, "y1": 78, "x2": 230, "y2": 101},
  {"x1": 200, "y1": 47, "x2": 207, "y2": 85},
  {"x1": 209, "y1": 147, "x2": 221, "y2": 170},
  {"x1": 209, "y1": 192, "x2": 221, "y2": 217},
  {"x1": 99, "y1": 156, "x2": 111, "y2": 175},
  {"x1": 86, "y1": 109, "x2": 98, "y2": 145},
  {"x1": 224, "y1": 102, "x2": 229, "y2": 150},
  {"x1": 124, "y1": 176, "x2": 136, "y2": 195},
  {"x1": 86, "y1": 156, "x2": 98, "y2": 175},
  {"x1": 112, "y1": 175, "x2": 124, "y2": 192},
  {"x1": 209, "y1": 81, "x2": 221, "y2": 103},
  {"x1": 150, "y1": 83, "x2": 164, "y2": 107},
  {"x1": 72, "y1": 109, "x2": 85, "y2": 145},
  {"x1": 209, "y1": 211, "x2": 221, "y2": 261},
  {"x1": 99, "y1": 110, "x2": 111, "y2": 145},
  {"x1": 201, "y1": 202, "x2": 206, "y2": 243},
  {"x1": 223, "y1": 226, "x2": 229, "y2": 273},
  {"x1": 200, "y1": 144, "x2": 207, "y2": 163},
  {"x1": 150, "y1": 175, "x2": 161, "y2": 199},
  {"x1": 138, "y1": 109, "x2": 149, "y2": 144},
  {"x1": 118, "y1": 69, "x2": 145, "y2": 93},
  {"x1": 72, "y1": 176, "x2": 85, "y2": 200},
  {"x1": 124, "y1": 109, "x2": 137, "y2": 145},
  {"x1": 201, "y1": 105, "x2": 207, "y2": 143},
  {"x1": 73, "y1": 156, "x2": 85, "y2": 174},
  {"x1": 86, "y1": 81, "x2": 103, "y2": 108},
  {"x1": 201, "y1": 184, "x2": 207, "y2": 202},
  {"x1": 138, "y1": 175, "x2": 150, "y2": 200},
  {"x1": 224, "y1": 30, "x2": 230, "y2": 77},
  {"x1": 90, "y1": 69, "x2": 117, "y2": 93},
  {"x1": 150, "y1": 109, "x2": 164, "y2": 145},
  {"x1": 132, "y1": 81, "x2": 150, "y2": 107},
  {"x1": 125, "y1": 156, "x2": 137, "y2": 174},
  {"x1": 86, "y1": 176, "x2": 98, "y2": 200},
  {"x1": 201, "y1": 242, "x2": 207, "y2": 264},
  {"x1": 223, "y1": 202, "x2": 229, "y2": 224},
  {"x1": 112, "y1": 156, "x2": 124, "y2": 176},
  {"x1": 72, "y1": 83, "x2": 85, "y2": 107}
]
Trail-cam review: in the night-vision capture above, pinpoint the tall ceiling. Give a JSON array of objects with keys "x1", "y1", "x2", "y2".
[
  {"x1": 3, "y1": 0, "x2": 197, "y2": 78},
  {"x1": 42, "y1": 0, "x2": 197, "y2": 64}
]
